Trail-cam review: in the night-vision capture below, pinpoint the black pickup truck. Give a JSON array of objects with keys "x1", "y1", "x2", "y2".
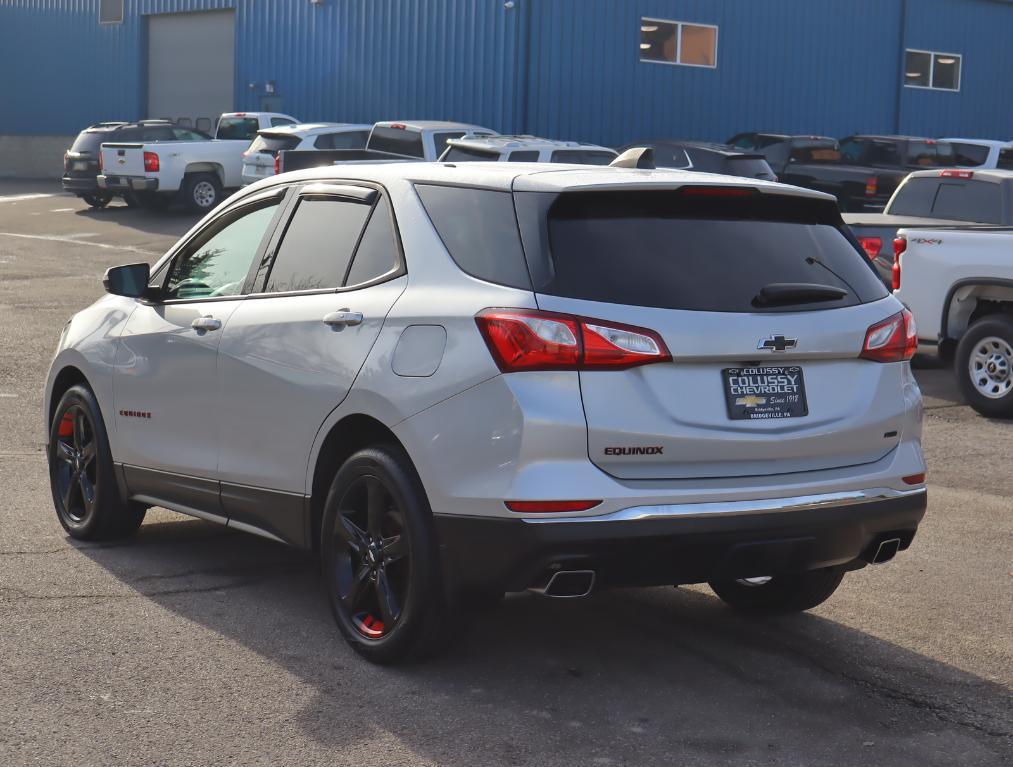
[
  {"x1": 844, "y1": 168, "x2": 1013, "y2": 284},
  {"x1": 728, "y1": 133, "x2": 959, "y2": 212}
]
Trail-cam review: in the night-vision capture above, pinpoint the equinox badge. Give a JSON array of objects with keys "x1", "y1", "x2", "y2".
[{"x1": 757, "y1": 334, "x2": 798, "y2": 352}]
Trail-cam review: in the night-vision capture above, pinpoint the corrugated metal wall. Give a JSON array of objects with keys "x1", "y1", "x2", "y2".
[{"x1": 1, "y1": 0, "x2": 1011, "y2": 142}]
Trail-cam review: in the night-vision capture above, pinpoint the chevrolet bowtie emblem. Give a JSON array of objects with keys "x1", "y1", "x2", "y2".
[
  {"x1": 757, "y1": 335, "x2": 797, "y2": 352},
  {"x1": 735, "y1": 395, "x2": 767, "y2": 407}
]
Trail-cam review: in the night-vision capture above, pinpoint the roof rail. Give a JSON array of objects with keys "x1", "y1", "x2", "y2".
[{"x1": 610, "y1": 147, "x2": 655, "y2": 170}]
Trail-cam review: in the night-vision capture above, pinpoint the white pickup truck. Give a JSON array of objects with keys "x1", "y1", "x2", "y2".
[
  {"x1": 97, "y1": 112, "x2": 297, "y2": 212},
  {"x1": 894, "y1": 226, "x2": 1013, "y2": 416}
]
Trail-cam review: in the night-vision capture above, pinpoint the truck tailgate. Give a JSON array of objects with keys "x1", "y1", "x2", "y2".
[{"x1": 100, "y1": 143, "x2": 147, "y2": 176}]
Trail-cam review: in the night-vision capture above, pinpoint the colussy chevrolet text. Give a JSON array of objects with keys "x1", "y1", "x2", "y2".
[{"x1": 44, "y1": 157, "x2": 927, "y2": 663}]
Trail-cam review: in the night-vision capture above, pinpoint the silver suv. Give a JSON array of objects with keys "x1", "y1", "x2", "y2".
[{"x1": 45, "y1": 162, "x2": 927, "y2": 663}]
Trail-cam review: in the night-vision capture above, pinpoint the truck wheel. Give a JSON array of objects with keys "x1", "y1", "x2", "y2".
[
  {"x1": 82, "y1": 192, "x2": 113, "y2": 209},
  {"x1": 122, "y1": 193, "x2": 140, "y2": 209},
  {"x1": 183, "y1": 173, "x2": 222, "y2": 213},
  {"x1": 955, "y1": 315, "x2": 1013, "y2": 418},
  {"x1": 320, "y1": 445, "x2": 452, "y2": 664},
  {"x1": 708, "y1": 567, "x2": 845, "y2": 613}
]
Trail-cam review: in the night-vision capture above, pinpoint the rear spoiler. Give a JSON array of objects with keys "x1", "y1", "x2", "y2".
[{"x1": 99, "y1": 143, "x2": 144, "y2": 149}]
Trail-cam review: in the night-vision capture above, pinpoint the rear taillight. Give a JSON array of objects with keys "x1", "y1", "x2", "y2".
[
  {"x1": 865, "y1": 176, "x2": 878, "y2": 196},
  {"x1": 143, "y1": 151, "x2": 159, "y2": 173},
  {"x1": 475, "y1": 309, "x2": 671, "y2": 372},
  {"x1": 63, "y1": 152, "x2": 70, "y2": 171},
  {"x1": 858, "y1": 236, "x2": 882, "y2": 260},
  {"x1": 891, "y1": 237, "x2": 907, "y2": 291},
  {"x1": 98, "y1": 152, "x2": 103, "y2": 172},
  {"x1": 860, "y1": 309, "x2": 916, "y2": 363},
  {"x1": 274, "y1": 153, "x2": 281, "y2": 174}
]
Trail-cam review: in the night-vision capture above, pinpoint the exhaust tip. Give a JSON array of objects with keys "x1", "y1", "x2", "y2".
[
  {"x1": 529, "y1": 569, "x2": 596, "y2": 599},
  {"x1": 872, "y1": 537, "x2": 902, "y2": 564}
]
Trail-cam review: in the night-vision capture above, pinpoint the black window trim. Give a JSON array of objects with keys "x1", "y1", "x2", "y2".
[
  {"x1": 903, "y1": 48, "x2": 962, "y2": 92},
  {"x1": 246, "y1": 179, "x2": 407, "y2": 299}
]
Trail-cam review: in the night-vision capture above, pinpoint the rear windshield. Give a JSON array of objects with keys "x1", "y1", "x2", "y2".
[
  {"x1": 790, "y1": 140, "x2": 840, "y2": 163},
  {"x1": 248, "y1": 134, "x2": 301, "y2": 155},
  {"x1": 950, "y1": 142, "x2": 990, "y2": 167},
  {"x1": 369, "y1": 126, "x2": 425, "y2": 158},
  {"x1": 70, "y1": 131, "x2": 109, "y2": 153},
  {"x1": 840, "y1": 138, "x2": 902, "y2": 166},
  {"x1": 443, "y1": 146, "x2": 500, "y2": 162},
  {"x1": 518, "y1": 190, "x2": 887, "y2": 313},
  {"x1": 217, "y1": 117, "x2": 261, "y2": 141},
  {"x1": 889, "y1": 177, "x2": 1001, "y2": 223},
  {"x1": 550, "y1": 150, "x2": 616, "y2": 166}
]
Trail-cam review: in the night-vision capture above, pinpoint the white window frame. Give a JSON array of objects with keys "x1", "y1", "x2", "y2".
[
  {"x1": 98, "y1": 0, "x2": 124, "y2": 25},
  {"x1": 639, "y1": 17, "x2": 718, "y2": 70},
  {"x1": 904, "y1": 48, "x2": 962, "y2": 92}
]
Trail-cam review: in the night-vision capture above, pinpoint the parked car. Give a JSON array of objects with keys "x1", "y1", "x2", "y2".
[
  {"x1": 731, "y1": 133, "x2": 959, "y2": 212},
  {"x1": 940, "y1": 138, "x2": 1013, "y2": 169},
  {"x1": 618, "y1": 140, "x2": 776, "y2": 180},
  {"x1": 63, "y1": 120, "x2": 210, "y2": 208},
  {"x1": 440, "y1": 135, "x2": 617, "y2": 164},
  {"x1": 275, "y1": 120, "x2": 500, "y2": 174},
  {"x1": 97, "y1": 111, "x2": 298, "y2": 212},
  {"x1": 893, "y1": 225, "x2": 1013, "y2": 416},
  {"x1": 241, "y1": 122, "x2": 372, "y2": 185},
  {"x1": 45, "y1": 162, "x2": 926, "y2": 663},
  {"x1": 844, "y1": 169, "x2": 1013, "y2": 284}
]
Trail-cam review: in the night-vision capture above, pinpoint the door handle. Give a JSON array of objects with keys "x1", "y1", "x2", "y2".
[
  {"x1": 191, "y1": 315, "x2": 222, "y2": 332},
  {"x1": 322, "y1": 310, "x2": 363, "y2": 328}
]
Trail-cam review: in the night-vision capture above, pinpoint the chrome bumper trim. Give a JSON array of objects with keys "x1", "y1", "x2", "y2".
[{"x1": 521, "y1": 487, "x2": 926, "y2": 525}]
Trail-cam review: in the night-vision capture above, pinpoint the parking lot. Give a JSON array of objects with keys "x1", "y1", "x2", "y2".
[{"x1": 0, "y1": 179, "x2": 1009, "y2": 766}]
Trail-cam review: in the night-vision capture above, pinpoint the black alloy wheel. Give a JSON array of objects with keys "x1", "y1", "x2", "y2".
[
  {"x1": 333, "y1": 475, "x2": 411, "y2": 639},
  {"x1": 52, "y1": 405, "x2": 99, "y2": 527},
  {"x1": 321, "y1": 445, "x2": 450, "y2": 663}
]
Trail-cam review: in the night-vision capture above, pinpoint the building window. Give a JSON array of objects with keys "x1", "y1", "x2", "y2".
[
  {"x1": 640, "y1": 18, "x2": 717, "y2": 68},
  {"x1": 99, "y1": 0, "x2": 123, "y2": 24},
  {"x1": 904, "y1": 49, "x2": 961, "y2": 91}
]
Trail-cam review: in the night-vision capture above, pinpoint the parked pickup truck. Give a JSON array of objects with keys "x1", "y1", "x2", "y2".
[
  {"x1": 97, "y1": 111, "x2": 298, "y2": 212},
  {"x1": 730, "y1": 133, "x2": 958, "y2": 212},
  {"x1": 845, "y1": 169, "x2": 1013, "y2": 285},
  {"x1": 894, "y1": 226, "x2": 1013, "y2": 417},
  {"x1": 275, "y1": 120, "x2": 499, "y2": 174}
]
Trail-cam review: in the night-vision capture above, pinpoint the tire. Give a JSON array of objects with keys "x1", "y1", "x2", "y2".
[
  {"x1": 955, "y1": 315, "x2": 1013, "y2": 418},
  {"x1": 182, "y1": 172, "x2": 223, "y2": 214},
  {"x1": 136, "y1": 192, "x2": 172, "y2": 211},
  {"x1": 48, "y1": 385, "x2": 146, "y2": 540},
  {"x1": 122, "y1": 193, "x2": 140, "y2": 209},
  {"x1": 81, "y1": 192, "x2": 112, "y2": 209},
  {"x1": 320, "y1": 444, "x2": 451, "y2": 664},
  {"x1": 708, "y1": 567, "x2": 846, "y2": 613}
]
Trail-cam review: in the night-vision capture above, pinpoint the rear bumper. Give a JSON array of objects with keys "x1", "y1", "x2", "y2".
[
  {"x1": 434, "y1": 488, "x2": 926, "y2": 593},
  {"x1": 61, "y1": 176, "x2": 99, "y2": 193},
  {"x1": 97, "y1": 174, "x2": 158, "y2": 192}
]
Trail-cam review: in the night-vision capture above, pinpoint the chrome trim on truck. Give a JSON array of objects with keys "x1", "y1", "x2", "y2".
[{"x1": 521, "y1": 487, "x2": 927, "y2": 524}]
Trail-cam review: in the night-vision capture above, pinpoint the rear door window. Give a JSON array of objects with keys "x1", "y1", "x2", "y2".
[
  {"x1": 517, "y1": 189, "x2": 887, "y2": 312},
  {"x1": 931, "y1": 181, "x2": 1001, "y2": 223},
  {"x1": 345, "y1": 197, "x2": 400, "y2": 286},
  {"x1": 369, "y1": 126, "x2": 425, "y2": 158},
  {"x1": 264, "y1": 197, "x2": 371, "y2": 292},
  {"x1": 415, "y1": 184, "x2": 531, "y2": 289}
]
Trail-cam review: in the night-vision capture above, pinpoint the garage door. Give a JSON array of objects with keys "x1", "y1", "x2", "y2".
[{"x1": 147, "y1": 10, "x2": 235, "y2": 127}]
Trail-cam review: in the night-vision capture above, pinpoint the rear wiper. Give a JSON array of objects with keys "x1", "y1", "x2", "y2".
[{"x1": 752, "y1": 282, "x2": 848, "y2": 307}]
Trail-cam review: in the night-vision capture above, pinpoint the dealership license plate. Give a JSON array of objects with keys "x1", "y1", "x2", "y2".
[
  {"x1": 73, "y1": 161, "x2": 89, "y2": 171},
  {"x1": 723, "y1": 366, "x2": 808, "y2": 420}
]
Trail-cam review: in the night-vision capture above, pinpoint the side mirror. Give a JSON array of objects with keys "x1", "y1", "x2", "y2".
[{"x1": 103, "y1": 263, "x2": 150, "y2": 298}]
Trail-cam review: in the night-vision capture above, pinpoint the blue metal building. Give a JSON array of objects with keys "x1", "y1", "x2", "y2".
[{"x1": 2, "y1": 0, "x2": 1011, "y2": 148}]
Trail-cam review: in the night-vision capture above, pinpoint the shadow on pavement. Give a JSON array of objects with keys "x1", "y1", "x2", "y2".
[{"x1": 76, "y1": 515, "x2": 1012, "y2": 766}]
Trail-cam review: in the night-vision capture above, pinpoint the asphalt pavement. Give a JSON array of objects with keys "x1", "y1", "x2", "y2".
[{"x1": 0, "y1": 180, "x2": 1009, "y2": 766}]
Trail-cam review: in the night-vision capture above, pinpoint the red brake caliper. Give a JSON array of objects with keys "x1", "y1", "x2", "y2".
[
  {"x1": 58, "y1": 412, "x2": 75, "y2": 438},
  {"x1": 355, "y1": 613, "x2": 385, "y2": 638}
]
